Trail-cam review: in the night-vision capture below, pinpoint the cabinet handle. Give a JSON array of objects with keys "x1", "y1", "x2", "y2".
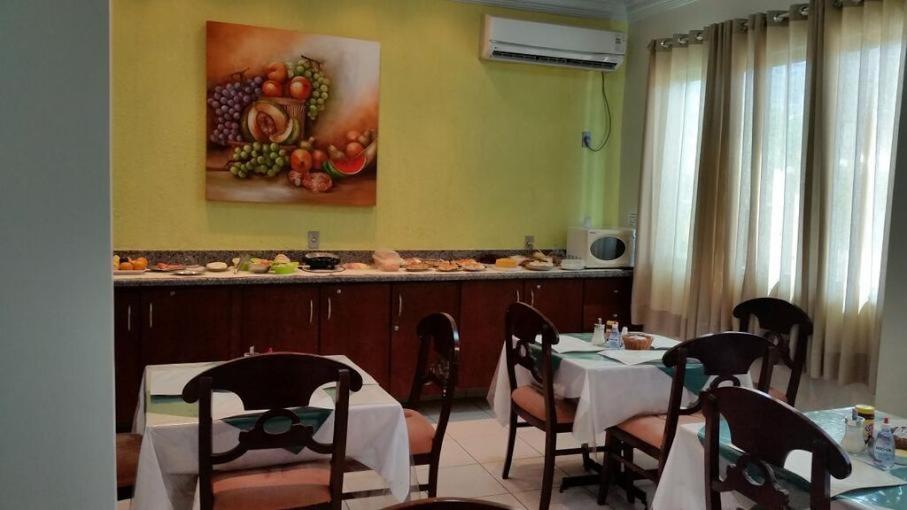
[
  {"x1": 613, "y1": 289, "x2": 620, "y2": 294},
  {"x1": 398, "y1": 295, "x2": 403, "y2": 318},
  {"x1": 127, "y1": 305, "x2": 132, "y2": 332},
  {"x1": 394, "y1": 325, "x2": 400, "y2": 332},
  {"x1": 530, "y1": 290, "x2": 535, "y2": 306},
  {"x1": 327, "y1": 298, "x2": 332, "y2": 320},
  {"x1": 309, "y1": 299, "x2": 314, "y2": 324},
  {"x1": 515, "y1": 290, "x2": 521, "y2": 302},
  {"x1": 612, "y1": 313, "x2": 619, "y2": 318},
  {"x1": 148, "y1": 303, "x2": 153, "y2": 329}
]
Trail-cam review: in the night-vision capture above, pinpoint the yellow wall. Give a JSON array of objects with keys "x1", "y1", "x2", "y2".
[{"x1": 112, "y1": 0, "x2": 626, "y2": 250}]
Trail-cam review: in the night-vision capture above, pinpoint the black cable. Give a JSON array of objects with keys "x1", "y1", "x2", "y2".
[{"x1": 585, "y1": 71, "x2": 612, "y2": 152}]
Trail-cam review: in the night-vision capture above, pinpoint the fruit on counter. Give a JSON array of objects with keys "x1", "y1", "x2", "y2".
[
  {"x1": 345, "y1": 142, "x2": 365, "y2": 158},
  {"x1": 229, "y1": 142, "x2": 288, "y2": 179},
  {"x1": 242, "y1": 100, "x2": 291, "y2": 143},
  {"x1": 273, "y1": 253, "x2": 291, "y2": 264},
  {"x1": 266, "y1": 62, "x2": 288, "y2": 83},
  {"x1": 290, "y1": 149, "x2": 313, "y2": 173},
  {"x1": 288, "y1": 76, "x2": 312, "y2": 100},
  {"x1": 323, "y1": 152, "x2": 368, "y2": 179},
  {"x1": 112, "y1": 255, "x2": 120, "y2": 270},
  {"x1": 119, "y1": 261, "x2": 135, "y2": 271},
  {"x1": 130, "y1": 257, "x2": 149, "y2": 270},
  {"x1": 207, "y1": 74, "x2": 264, "y2": 146},
  {"x1": 312, "y1": 149, "x2": 327, "y2": 170},
  {"x1": 261, "y1": 80, "x2": 283, "y2": 97}
]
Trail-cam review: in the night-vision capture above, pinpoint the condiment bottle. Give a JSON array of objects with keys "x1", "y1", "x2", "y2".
[
  {"x1": 873, "y1": 417, "x2": 896, "y2": 470},
  {"x1": 606, "y1": 321, "x2": 622, "y2": 349},
  {"x1": 591, "y1": 318, "x2": 606, "y2": 346},
  {"x1": 842, "y1": 408, "x2": 866, "y2": 454},
  {"x1": 856, "y1": 404, "x2": 876, "y2": 446}
]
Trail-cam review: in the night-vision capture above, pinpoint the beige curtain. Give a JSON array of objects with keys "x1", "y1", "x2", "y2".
[
  {"x1": 632, "y1": 34, "x2": 706, "y2": 335},
  {"x1": 802, "y1": 0, "x2": 905, "y2": 384},
  {"x1": 633, "y1": 0, "x2": 905, "y2": 385}
]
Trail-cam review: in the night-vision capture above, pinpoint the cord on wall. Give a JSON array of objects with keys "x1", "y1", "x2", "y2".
[{"x1": 582, "y1": 72, "x2": 612, "y2": 152}]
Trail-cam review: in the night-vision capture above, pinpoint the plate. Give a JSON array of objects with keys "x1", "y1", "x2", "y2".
[
  {"x1": 461, "y1": 265, "x2": 486, "y2": 272},
  {"x1": 490, "y1": 265, "x2": 519, "y2": 272},
  {"x1": 525, "y1": 263, "x2": 555, "y2": 271},
  {"x1": 404, "y1": 267, "x2": 431, "y2": 272},
  {"x1": 175, "y1": 269, "x2": 205, "y2": 276},
  {"x1": 303, "y1": 267, "x2": 345, "y2": 274},
  {"x1": 113, "y1": 269, "x2": 148, "y2": 275},
  {"x1": 149, "y1": 265, "x2": 186, "y2": 273}
]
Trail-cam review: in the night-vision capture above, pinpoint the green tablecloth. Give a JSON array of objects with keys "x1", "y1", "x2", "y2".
[{"x1": 699, "y1": 408, "x2": 907, "y2": 509}]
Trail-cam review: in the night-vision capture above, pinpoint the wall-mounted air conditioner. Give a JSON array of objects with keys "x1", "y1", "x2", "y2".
[{"x1": 481, "y1": 15, "x2": 626, "y2": 72}]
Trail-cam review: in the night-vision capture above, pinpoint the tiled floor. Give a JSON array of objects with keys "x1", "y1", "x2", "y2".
[{"x1": 118, "y1": 374, "x2": 873, "y2": 510}]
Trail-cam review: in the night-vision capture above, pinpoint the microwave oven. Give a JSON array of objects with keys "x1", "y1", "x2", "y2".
[{"x1": 566, "y1": 227, "x2": 636, "y2": 268}]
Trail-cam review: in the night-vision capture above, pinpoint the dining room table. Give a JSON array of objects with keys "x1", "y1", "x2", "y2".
[
  {"x1": 129, "y1": 354, "x2": 413, "y2": 510},
  {"x1": 653, "y1": 407, "x2": 907, "y2": 509}
]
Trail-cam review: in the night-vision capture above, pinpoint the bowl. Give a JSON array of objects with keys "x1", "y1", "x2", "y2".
[
  {"x1": 271, "y1": 262, "x2": 299, "y2": 274},
  {"x1": 249, "y1": 262, "x2": 270, "y2": 273},
  {"x1": 623, "y1": 334, "x2": 654, "y2": 351}
]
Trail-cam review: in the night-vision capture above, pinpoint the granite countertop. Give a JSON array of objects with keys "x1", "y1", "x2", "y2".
[{"x1": 113, "y1": 266, "x2": 632, "y2": 287}]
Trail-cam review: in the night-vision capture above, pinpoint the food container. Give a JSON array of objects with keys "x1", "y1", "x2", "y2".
[
  {"x1": 271, "y1": 262, "x2": 299, "y2": 274},
  {"x1": 303, "y1": 252, "x2": 340, "y2": 270},
  {"x1": 623, "y1": 334, "x2": 654, "y2": 351},
  {"x1": 856, "y1": 404, "x2": 876, "y2": 446},
  {"x1": 373, "y1": 249, "x2": 404, "y2": 272}
]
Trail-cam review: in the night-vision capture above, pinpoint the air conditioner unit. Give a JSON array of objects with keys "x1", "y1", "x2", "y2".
[{"x1": 481, "y1": 15, "x2": 626, "y2": 72}]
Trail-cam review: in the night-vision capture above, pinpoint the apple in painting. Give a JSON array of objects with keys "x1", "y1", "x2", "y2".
[
  {"x1": 288, "y1": 76, "x2": 312, "y2": 100},
  {"x1": 312, "y1": 149, "x2": 327, "y2": 170},
  {"x1": 261, "y1": 80, "x2": 282, "y2": 97},
  {"x1": 266, "y1": 62, "x2": 288, "y2": 83}
]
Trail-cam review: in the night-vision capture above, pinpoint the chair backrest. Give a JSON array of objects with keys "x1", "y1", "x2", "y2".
[
  {"x1": 503, "y1": 302, "x2": 560, "y2": 426},
  {"x1": 658, "y1": 332, "x2": 774, "y2": 472},
  {"x1": 733, "y1": 297, "x2": 813, "y2": 405},
  {"x1": 382, "y1": 497, "x2": 510, "y2": 509},
  {"x1": 703, "y1": 386, "x2": 851, "y2": 510},
  {"x1": 405, "y1": 312, "x2": 461, "y2": 456},
  {"x1": 182, "y1": 353, "x2": 364, "y2": 510}
]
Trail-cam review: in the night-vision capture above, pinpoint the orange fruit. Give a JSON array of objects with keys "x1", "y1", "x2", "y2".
[{"x1": 119, "y1": 262, "x2": 134, "y2": 270}]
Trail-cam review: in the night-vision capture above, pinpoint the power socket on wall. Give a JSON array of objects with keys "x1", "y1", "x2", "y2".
[
  {"x1": 524, "y1": 235, "x2": 535, "y2": 250},
  {"x1": 307, "y1": 231, "x2": 320, "y2": 250}
]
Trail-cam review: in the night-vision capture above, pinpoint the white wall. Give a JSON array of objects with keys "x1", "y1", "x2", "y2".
[
  {"x1": 875, "y1": 35, "x2": 907, "y2": 415},
  {"x1": 619, "y1": 0, "x2": 792, "y2": 223},
  {"x1": 0, "y1": 0, "x2": 115, "y2": 507}
]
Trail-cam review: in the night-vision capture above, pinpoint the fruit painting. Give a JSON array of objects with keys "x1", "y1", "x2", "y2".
[{"x1": 205, "y1": 21, "x2": 380, "y2": 206}]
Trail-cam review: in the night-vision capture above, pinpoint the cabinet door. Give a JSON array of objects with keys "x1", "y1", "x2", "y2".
[
  {"x1": 241, "y1": 285, "x2": 319, "y2": 354},
  {"x1": 114, "y1": 289, "x2": 142, "y2": 431},
  {"x1": 320, "y1": 284, "x2": 391, "y2": 387},
  {"x1": 458, "y1": 280, "x2": 523, "y2": 389},
  {"x1": 140, "y1": 287, "x2": 239, "y2": 366},
  {"x1": 582, "y1": 277, "x2": 633, "y2": 331},
  {"x1": 523, "y1": 279, "x2": 584, "y2": 333},
  {"x1": 389, "y1": 282, "x2": 460, "y2": 398}
]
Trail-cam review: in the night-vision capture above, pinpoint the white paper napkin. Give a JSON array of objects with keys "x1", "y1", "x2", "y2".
[
  {"x1": 534, "y1": 334, "x2": 603, "y2": 353},
  {"x1": 599, "y1": 349, "x2": 666, "y2": 365},
  {"x1": 784, "y1": 450, "x2": 906, "y2": 497},
  {"x1": 148, "y1": 362, "x2": 219, "y2": 396}
]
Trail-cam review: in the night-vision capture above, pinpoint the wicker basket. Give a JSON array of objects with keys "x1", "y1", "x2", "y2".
[{"x1": 623, "y1": 334, "x2": 654, "y2": 351}]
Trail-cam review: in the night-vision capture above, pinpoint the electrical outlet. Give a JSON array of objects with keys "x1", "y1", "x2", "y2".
[
  {"x1": 524, "y1": 235, "x2": 535, "y2": 250},
  {"x1": 307, "y1": 231, "x2": 320, "y2": 250},
  {"x1": 582, "y1": 130, "x2": 592, "y2": 148},
  {"x1": 627, "y1": 212, "x2": 638, "y2": 228}
]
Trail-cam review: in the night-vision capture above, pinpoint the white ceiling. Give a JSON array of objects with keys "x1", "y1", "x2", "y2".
[{"x1": 454, "y1": 0, "x2": 699, "y2": 21}]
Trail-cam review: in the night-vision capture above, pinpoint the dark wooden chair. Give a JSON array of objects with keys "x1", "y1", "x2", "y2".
[
  {"x1": 182, "y1": 353, "x2": 364, "y2": 510},
  {"x1": 382, "y1": 497, "x2": 509, "y2": 509},
  {"x1": 116, "y1": 432, "x2": 142, "y2": 500},
  {"x1": 703, "y1": 386, "x2": 851, "y2": 509},
  {"x1": 403, "y1": 312, "x2": 461, "y2": 497},
  {"x1": 734, "y1": 297, "x2": 814, "y2": 406},
  {"x1": 598, "y1": 332, "x2": 775, "y2": 506},
  {"x1": 502, "y1": 302, "x2": 588, "y2": 510}
]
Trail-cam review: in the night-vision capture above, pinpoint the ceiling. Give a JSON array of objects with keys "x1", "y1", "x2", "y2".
[{"x1": 454, "y1": 0, "x2": 699, "y2": 21}]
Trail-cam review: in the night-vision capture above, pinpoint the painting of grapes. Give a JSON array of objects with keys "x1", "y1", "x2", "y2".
[{"x1": 205, "y1": 21, "x2": 380, "y2": 206}]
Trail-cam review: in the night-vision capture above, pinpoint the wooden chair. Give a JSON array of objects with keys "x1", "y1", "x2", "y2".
[
  {"x1": 116, "y1": 432, "x2": 142, "y2": 500},
  {"x1": 734, "y1": 297, "x2": 814, "y2": 405},
  {"x1": 703, "y1": 386, "x2": 851, "y2": 509},
  {"x1": 598, "y1": 332, "x2": 775, "y2": 506},
  {"x1": 502, "y1": 302, "x2": 587, "y2": 510},
  {"x1": 382, "y1": 497, "x2": 509, "y2": 509},
  {"x1": 182, "y1": 353, "x2": 364, "y2": 510},
  {"x1": 402, "y1": 312, "x2": 461, "y2": 497}
]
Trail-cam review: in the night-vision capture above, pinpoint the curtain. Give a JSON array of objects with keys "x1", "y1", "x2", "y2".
[
  {"x1": 633, "y1": 0, "x2": 905, "y2": 385},
  {"x1": 632, "y1": 34, "x2": 706, "y2": 335},
  {"x1": 802, "y1": 0, "x2": 905, "y2": 384}
]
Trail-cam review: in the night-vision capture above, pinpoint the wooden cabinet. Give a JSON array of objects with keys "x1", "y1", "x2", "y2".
[
  {"x1": 114, "y1": 289, "x2": 142, "y2": 431},
  {"x1": 319, "y1": 283, "x2": 391, "y2": 387},
  {"x1": 241, "y1": 285, "x2": 319, "y2": 354},
  {"x1": 389, "y1": 282, "x2": 460, "y2": 397},
  {"x1": 140, "y1": 287, "x2": 239, "y2": 365},
  {"x1": 458, "y1": 280, "x2": 523, "y2": 390},
  {"x1": 582, "y1": 277, "x2": 633, "y2": 330},
  {"x1": 523, "y1": 279, "x2": 584, "y2": 333}
]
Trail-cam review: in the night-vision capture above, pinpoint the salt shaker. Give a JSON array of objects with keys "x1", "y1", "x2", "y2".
[
  {"x1": 591, "y1": 318, "x2": 606, "y2": 346},
  {"x1": 842, "y1": 409, "x2": 866, "y2": 454}
]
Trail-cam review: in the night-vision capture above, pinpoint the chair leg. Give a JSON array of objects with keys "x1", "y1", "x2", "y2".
[
  {"x1": 502, "y1": 408, "x2": 518, "y2": 479},
  {"x1": 427, "y1": 458, "x2": 439, "y2": 497},
  {"x1": 622, "y1": 443, "x2": 635, "y2": 504},
  {"x1": 597, "y1": 433, "x2": 619, "y2": 505},
  {"x1": 539, "y1": 428, "x2": 557, "y2": 510}
]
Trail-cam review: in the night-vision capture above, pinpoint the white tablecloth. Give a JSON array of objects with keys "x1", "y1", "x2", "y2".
[
  {"x1": 131, "y1": 356, "x2": 411, "y2": 510},
  {"x1": 653, "y1": 421, "x2": 901, "y2": 510}
]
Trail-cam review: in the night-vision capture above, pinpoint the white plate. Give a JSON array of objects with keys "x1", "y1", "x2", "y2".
[
  {"x1": 113, "y1": 269, "x2": 148, "y2": 275},
  {"x1": 525, "y1": 264, "x2": 555, "y2": 271},
  {"x1": 175, "y1": 269, "x2": 205, "y2": 276}
]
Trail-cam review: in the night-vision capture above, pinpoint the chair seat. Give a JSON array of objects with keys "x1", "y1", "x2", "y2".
[
  {"x1": 511, "y1": 385, "x2": 576, "y2": 425},
  {"x1": 768, "y1": 387, "x2": 788, "y2": 403},
  {"x1": 211, "y1": 463, "x2": 331, "y2": 510},
  {"x1": 116, "y1": 433, "x2": 142, "y2": 488},
  {"x1": 404, "y1": 408, "x2": 437, "y2": 456},
  {"x1": 615, "y1": 413, "x2": 704, "y2": 449}
]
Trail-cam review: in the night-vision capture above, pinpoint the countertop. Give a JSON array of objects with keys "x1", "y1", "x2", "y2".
[{"x1": 113, "y1": 266, "x2": 632, "y2": 287}]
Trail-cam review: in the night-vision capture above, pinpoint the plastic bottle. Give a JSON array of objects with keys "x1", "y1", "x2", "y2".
[
  {"x1": 873, "y1": 416, "x2": 896, "y2": 470},
  {"x1": 606, "y1": 321, "x2": 622, "y2": 349}
]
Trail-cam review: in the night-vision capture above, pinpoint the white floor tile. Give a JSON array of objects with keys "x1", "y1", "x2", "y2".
[
  {"x1": 512, "y1": 486, "x2": 609, "y2": 510},
  {"x1": 455, "y1": 433, "x2": 540, "y2": 463},
  {"x1": 116, "y1": 500, "x2": 131, "y2": 510},
  {"x1": 517, "y1": 427, "x2": 581, "y2": 454},
  {"x1": 474, "y1": 492, "x2": 529, "y2": 508},
  {"x1": 439, "y1": 436, "x2": 477, "y2": 467},
  {"x1": 481, "y1": 456, "x2": 568, "y2": 493},
  {"x1": 344, "y1": 469, "x2": 389, "y2": 492},
  {"x1": 419, "y1": 464, "x2": 510, "y2": 498},
  {"x1": 445, "y1": 417, "x2": 507, "y2": 441}
]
